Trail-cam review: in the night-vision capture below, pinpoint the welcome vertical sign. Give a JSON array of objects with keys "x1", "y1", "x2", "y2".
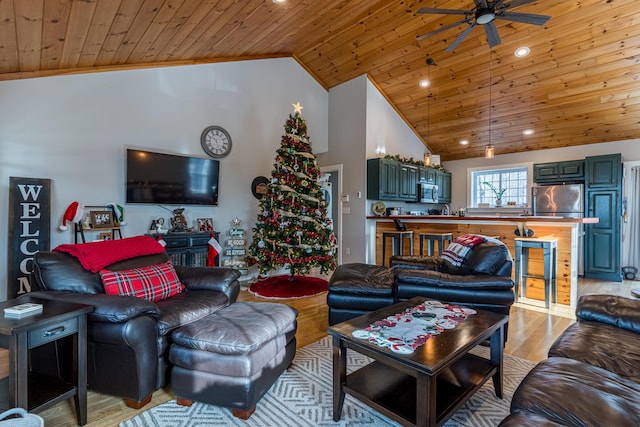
[{"x1": 7, "y1": 177, "x2": 51, "y2": 299}]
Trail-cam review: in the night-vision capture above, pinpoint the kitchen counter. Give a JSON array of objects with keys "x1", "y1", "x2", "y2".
[
  {"x1": 367, "y1": 215, "x2": 599, "y2": 223},
  {"x1": 366, "y1": 215, "x2": 599, "y2": 306}
]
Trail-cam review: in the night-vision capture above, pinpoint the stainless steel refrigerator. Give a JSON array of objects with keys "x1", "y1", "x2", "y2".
[
  {"x1": 532, "y1": 184, "x2": 584, "y2": 218},
  {"x1": 532, "y1": 183, "x2": 585, "y2": 274}
]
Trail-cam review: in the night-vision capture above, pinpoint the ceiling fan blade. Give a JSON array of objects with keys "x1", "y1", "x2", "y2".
[
  {"x1": 503, "y1": 0, "x2": 538, "y2": 9},
  {"x1": 484, "y1": 21, "x2": 501, "y2": 47},
  {"x1": 417, "y1": 7, "x2": 470, "y2": 15},
  {"x1": 445, "y1": 22, "x2": 477, "y2": 52},
  {"x1": 416, "y1": 18, "x2": 471, "y2": 41},
  {"x1": 497, "y1": 11, "x2": 551, "y2": 25}
]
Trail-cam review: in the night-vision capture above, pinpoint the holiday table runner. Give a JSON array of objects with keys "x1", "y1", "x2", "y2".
[{"x1": 351, "y1": 300, "x2": 476, "y2": 354}]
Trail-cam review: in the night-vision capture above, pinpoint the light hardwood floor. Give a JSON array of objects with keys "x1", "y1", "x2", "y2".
[{"x1": 2, "y1": 278, "x2": 636, "y2": 426}]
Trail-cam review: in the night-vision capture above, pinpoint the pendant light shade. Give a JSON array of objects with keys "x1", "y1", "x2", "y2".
[
  {"x1": 424, "y1": 153, "x2": 432, "y2": 166},
  {"x1": 485, "y1": 144, "x2": 495, "y2": 159}
]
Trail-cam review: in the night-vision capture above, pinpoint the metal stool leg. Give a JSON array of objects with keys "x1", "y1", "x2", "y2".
[
  {"x1": 514, "y1": 241, "x2": 522, "y2": 301},
  {"x1": 382, "y1": 236, "x2": 387, "y2": 266},
  {"x1": 407, "y1": 235, "x2": 414, "y2": 256}
]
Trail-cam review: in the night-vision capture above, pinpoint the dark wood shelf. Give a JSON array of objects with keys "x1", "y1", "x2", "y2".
[
  {"x1": 344, "y1": 353, "x2": 496, "y2": 426},
  {"x1": 0, "y1": 374, "x2": 77, "y2": 413}
]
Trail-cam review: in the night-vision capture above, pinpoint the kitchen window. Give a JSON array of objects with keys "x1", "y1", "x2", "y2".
[{"x1": 471, "y1": 167, "x2": 529, "y2": 206}]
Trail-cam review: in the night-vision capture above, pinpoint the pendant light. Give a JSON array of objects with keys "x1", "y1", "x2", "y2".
[
  {"x1": 425, "y1": 57, "x2": 436, "y2": 166},
  {"x1": 485, "y1": 50, "x2": 494, "y2": 159}
]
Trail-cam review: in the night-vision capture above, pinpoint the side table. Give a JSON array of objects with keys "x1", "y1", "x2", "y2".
[{"x1": 0, "y1": 298, "x2": 93, "y2": 426}]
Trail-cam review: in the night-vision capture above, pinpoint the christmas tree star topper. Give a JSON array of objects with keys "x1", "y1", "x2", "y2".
[{"x1": 292, "y1": 101, "x2": 304, "y2": 114}]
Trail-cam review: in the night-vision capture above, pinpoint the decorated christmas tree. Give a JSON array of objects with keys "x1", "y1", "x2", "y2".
[{"x1": 246, "y1": 103, "x2": 337, "y2": 279}]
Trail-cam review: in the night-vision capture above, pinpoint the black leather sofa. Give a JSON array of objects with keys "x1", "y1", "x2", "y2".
[
  {"x1": 500, "y1": 294, "x2": 640, "y2": 426},
  {"x1": 327, "y1": 236, "x2": 515, "y2": 328},
  {"x1": 24, "y1": 249, "x2": 241, "y2": 408}
]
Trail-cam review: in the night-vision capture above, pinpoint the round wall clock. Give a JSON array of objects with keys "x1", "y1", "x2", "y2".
[{"x1": 201, "y1": 126, "x2": 232, "y2": 158}]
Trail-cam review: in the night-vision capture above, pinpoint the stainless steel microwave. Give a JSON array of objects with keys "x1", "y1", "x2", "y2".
[{"x1": 418, "y1": 181, "x2": 438, "y2": 203}]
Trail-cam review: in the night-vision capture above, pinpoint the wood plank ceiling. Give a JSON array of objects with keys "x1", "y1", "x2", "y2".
[{"x1": 0, "y1": 0, "x2": 638, "y2": 161}]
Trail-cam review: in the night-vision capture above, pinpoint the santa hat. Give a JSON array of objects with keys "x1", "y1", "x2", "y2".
[
  {"x1": 106, "y1": 202, "x2": 126, "y2": 225},
  {"x1": 59, "y1": 201, "x2": 85, "y2": 231}
]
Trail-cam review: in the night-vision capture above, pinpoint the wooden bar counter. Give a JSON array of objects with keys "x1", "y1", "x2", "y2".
[{"x1": 366, "y1": 215, "x2": 599, "y2": 307}]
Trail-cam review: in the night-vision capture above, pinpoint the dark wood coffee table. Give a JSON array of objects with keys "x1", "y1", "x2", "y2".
[{"x1": 328, "y1": 296, "x2": 508, "y2": 427}]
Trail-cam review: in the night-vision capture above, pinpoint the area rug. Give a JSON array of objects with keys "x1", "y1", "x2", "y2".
[
  {"x1": 121, "y1": 336, "x2": 534, "y2": 427},
  {"x1": 248, "y1": 275, "x2": 328, "y2": 299}
]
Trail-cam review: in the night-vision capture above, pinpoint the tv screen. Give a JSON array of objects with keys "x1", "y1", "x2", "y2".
[{"x1": 126, "y1": 149, "x2": 219, "y2": 205}]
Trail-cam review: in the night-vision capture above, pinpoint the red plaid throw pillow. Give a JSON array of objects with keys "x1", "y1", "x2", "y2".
[
  {"x1": 100, "y1": 261, "x2": 185, "y2": 302},
  {"x1": 441, "y1": 234, "x2": 486, "y2": 268}
]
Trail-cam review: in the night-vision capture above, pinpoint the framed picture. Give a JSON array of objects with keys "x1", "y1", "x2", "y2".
[
  {"x1": 98, "y1": 231, "x2": 113, "y2": 241},
  {"x1": 90, "y1": 210, "x2": 114, "y2": 228},
  {"x1": 197, "y1": 218, "x2": 214, "y2": 232}
]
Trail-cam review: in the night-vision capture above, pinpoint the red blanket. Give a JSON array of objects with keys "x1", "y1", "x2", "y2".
[{"x1": 53, "y1": 235, "x2": 166, "y2": 273}]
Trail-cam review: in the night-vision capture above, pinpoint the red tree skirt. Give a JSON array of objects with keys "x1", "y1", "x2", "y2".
[{"x1": 249, "y1": 275, "x2": 328, "y2": 299}]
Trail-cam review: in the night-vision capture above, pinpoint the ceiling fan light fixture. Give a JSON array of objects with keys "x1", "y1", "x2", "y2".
[
  {"x1": 476, "y1": 10, "x2": 495, "y2": 25},
  {"x1": 485, "y1": 144, "x2": 495, "y2": 159},
  {"x1": 514, "y1": 46, "x2": 531, "y2": 57}
]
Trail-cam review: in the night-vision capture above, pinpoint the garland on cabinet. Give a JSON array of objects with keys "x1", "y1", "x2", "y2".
[{"x1": 383, "y1": 154, "x2": 448, "y2": 172}]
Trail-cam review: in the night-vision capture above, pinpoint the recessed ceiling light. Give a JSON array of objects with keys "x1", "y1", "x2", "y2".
[
  {"x1": 459, "y1": 139, "x2": 469, "y2": 145},
  {"x1": 514, "y1": 47, "x2": 530, "y2": 58},
  {"x1": 522, "y1": 129, "x2": 535, "y2": 136},
  {"x1": 419, "y1": 79, "x2": 430, "y2": 88},
  {"x1": 272, "y1": 0, "x2": 286, "y2": 3}
]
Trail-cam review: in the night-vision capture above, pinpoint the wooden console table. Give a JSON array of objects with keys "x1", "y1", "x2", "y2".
[{"x1": 0, "y1": 298, "x2": 93, "y2": 425}]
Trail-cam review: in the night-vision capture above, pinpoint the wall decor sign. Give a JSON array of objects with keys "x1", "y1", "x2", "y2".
[
  {"x1": 7, "y1": 177, "x2": 51, "y2": 299},
  {"x1": 251, "y1": 176, "x2": 269, "y2": 199}
]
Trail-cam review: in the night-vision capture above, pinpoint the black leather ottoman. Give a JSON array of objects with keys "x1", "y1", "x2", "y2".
[
  {"x1": 327, "y1": 263, "x2": 395, "y2": 325},
  {"x1": 169, "y1": 302, "x2": 298, "y2": 419}
]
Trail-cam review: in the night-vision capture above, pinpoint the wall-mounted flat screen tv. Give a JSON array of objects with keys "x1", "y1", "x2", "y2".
[{"x1": 126, "y1": 149, "x2": 219, "y2": 205}]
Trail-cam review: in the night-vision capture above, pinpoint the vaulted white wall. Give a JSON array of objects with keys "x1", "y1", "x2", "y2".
[
  {"x1": 0, "y1": 58, "x2": 328, "y2": 298},
  {"x1": 317, "y1": 75, "x2": 428, "y2": 264}
]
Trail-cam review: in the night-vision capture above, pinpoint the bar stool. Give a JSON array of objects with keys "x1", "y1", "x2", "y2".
[
  {"x1": 514, "y1": 237, "x2": 558, "y2": 308},
  {"x1": 418, "y1": 232, "x2": 453, "y2": 256},
  {"x1": 381, "y1": 231, "x2": 414, "y2": 266}
]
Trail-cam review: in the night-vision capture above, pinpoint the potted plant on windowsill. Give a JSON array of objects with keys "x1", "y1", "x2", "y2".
[{"x1": 483, "y1": 182, "x2": 507, "y2": 206}]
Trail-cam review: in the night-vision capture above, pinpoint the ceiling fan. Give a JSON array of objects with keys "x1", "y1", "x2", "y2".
[{"x1": 416, "y1": 0, "x2": 551, "y2": 52}]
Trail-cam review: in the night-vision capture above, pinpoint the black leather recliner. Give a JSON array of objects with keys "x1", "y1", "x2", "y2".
[
  {"x1": 390, "y1": 238, "x2": 515, "y2": 317},
  {"x1": 24, "y1": 249, "x2": 241, "y2": 409},
  {"x1": 327, "y1": 236, "x2": 515, "y2": 334}
]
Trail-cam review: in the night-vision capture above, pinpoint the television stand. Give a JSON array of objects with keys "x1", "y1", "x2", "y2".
[{"x1": 147, "y1": 231, "x2": 219, "y2": 267}]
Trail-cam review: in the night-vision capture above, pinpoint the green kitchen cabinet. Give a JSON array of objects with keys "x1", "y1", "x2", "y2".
[
  {"x1": 585, "y1": 154, "x2": 621, "y2": 188},
  {"x1": 418, "y1": 166, "x2": 436, "y2": 184},
  {"x1": 367, "y1": 158, "x2": 400, "y2": 200},
  {"x1": 436, "y1": 170, "x2": 451, "y2": 204},
  {"x1": 399, "y1": 163, "x2": 418, "y2": 200},
  {"x1": 533, "y1": 160, "x2": 584, "y2": 183},
  {"x1": 584, "y1": 153, "x2": 622, "y2": 282}
]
